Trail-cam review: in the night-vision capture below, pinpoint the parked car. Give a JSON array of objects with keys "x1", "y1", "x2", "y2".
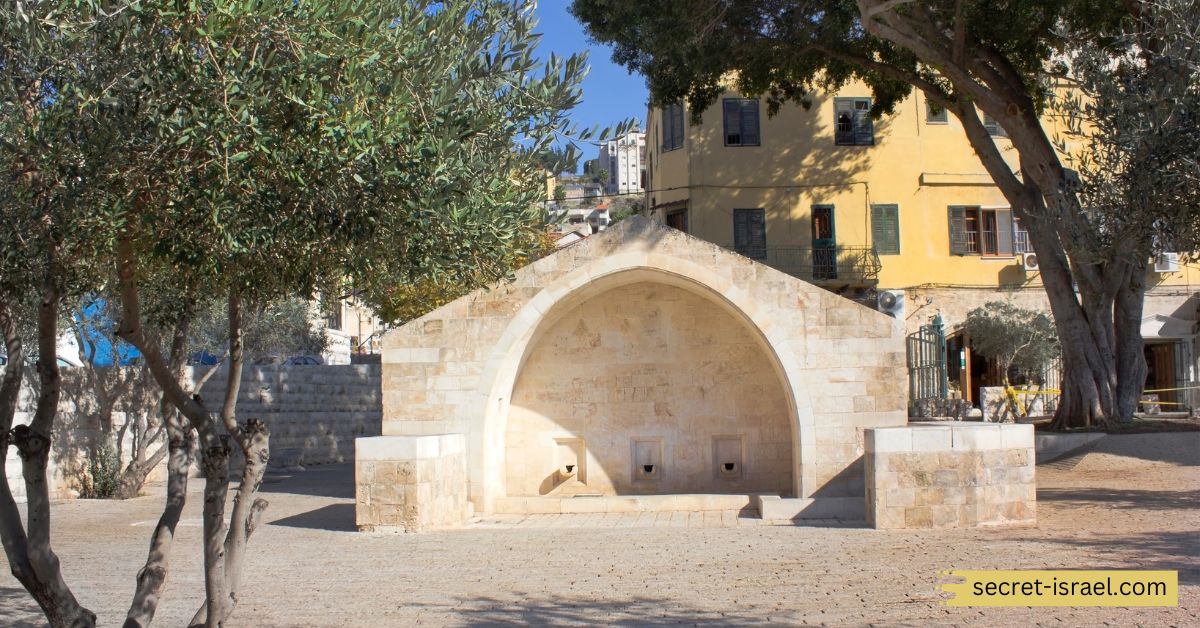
[
  {"x1": 252, "y1": 354, "x2": 324, "y2": 366},
  {"x1": 188, "y1": 351, "x2": 224, "y2": 366},
  {"x1": 0, "y1": 354, "x2": 78, "y2": 368}
]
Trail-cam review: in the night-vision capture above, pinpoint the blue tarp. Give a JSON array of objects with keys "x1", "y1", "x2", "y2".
[{"x1": 76, "y1": 297, "x2": 142, "y2": 367}]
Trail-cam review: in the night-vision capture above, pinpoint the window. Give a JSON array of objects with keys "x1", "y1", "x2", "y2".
[
  {"x1": 948, "y1": 206, "x2": 1015, "y2": 256},
  {"x1": 835, "y1": 97, "x2": 874, "y2": 145},
  {"x1": 983, "y1": 113, "x2": 1007, "y2": 137},
  {"x1": 1013, "y1": 217, "x2": 1031, "y2": 253},
  {"x1": 871, "y1": 204, "x2": 900, "y2": 255},
  {"x1": 926, "y1": 101, "x2": 948, "y2": 124},
  {"x1": 722, "y1": 98, "x2": 760, "y2": 146},
  {"x1": 662, "y1": 102, "x2": 685, "y2": 151},
  {"x1": 666, "y1": 208, "x2": 688, "y2": 233},
  {"x1": 733, "y1": 208, "x2": 766, "y2": 259}
]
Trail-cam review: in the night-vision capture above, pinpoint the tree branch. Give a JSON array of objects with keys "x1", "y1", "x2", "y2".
[
  {"x1": 219, "y1": 291, "x2": 243, "y2": 440},
  {"x1": 113, "y1": 234, "x2": 211, "y2": 433},
  {"x1": 861, "y1": 0, "x2": 918, "y2": 21}
]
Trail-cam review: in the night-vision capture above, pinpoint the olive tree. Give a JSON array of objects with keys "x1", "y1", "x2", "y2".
[
  {"x1": 1053, "y1": 0, "x2": 1200, "y2": 290},
  {"x1": 69, "y1": 297, "x2": 167, "y2": 500},
  {"x1": 3, "y1": 1, "x2": 611, "y2": 626},
  {"x1": 571, "y1": 0, "x2": 1198, "y2": 428},
  {"x1": 1, "y1": 0, "x2": 116, "y2": 622},
  {"x1": 186, "y1": 297, "x2": 329, "y2": 364},
  {"x1": 964, "y1": 301, "x2": 1061, "y2": 418}
]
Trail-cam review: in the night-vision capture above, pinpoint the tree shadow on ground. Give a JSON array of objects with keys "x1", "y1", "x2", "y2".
[
  {"x1": 1080, "y1": 433, "x2": 1199, "y2": 467},
  {"x1": 1041, "y1": 531, "x2": 1200, "y2": 585},
  {"x1": 257, "y1": 463, "x2": 355, "y2": 499},
  {"x1": 410, "y1": 594, "x2": 762, "y2": 626},
  {"x1": 1037, "y1": 487, "x2": 1200, "y2": 512},
  {"x1": 268, "y1": 503, "x2": 357, "y2": 532},
  {"x1": 0, "y1": 584, "x2": 45, "y2": 627}
]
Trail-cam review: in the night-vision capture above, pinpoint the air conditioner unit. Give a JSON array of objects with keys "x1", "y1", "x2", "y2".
[
  {"x1": 876, "y1": 289, "x2": 906, "y2": 319},
  {"x1": 1154, "y1": 252, "x2": 1180, "y2": 273},
  {"x1": 1020, "y1": 252, "x2": 1039, "y2": 272}
]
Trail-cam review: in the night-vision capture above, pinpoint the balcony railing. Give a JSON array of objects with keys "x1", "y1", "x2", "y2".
[{"x1": 723, "y1": 244, "x2": 882, "y2": 284}]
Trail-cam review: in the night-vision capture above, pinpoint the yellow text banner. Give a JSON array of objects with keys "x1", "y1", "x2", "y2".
[{"x1": 940, "y1": 570, "x2": 1178, "y2": 607}]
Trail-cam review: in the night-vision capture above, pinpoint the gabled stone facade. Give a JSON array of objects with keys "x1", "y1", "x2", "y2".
[{"x1": 361, "y1": 216, "x2": 910, "y2": 530}]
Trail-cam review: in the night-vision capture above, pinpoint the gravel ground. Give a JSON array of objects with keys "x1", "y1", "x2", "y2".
[{"x1": 2, "y1": 432, "x2": 1197, "y2": 627}]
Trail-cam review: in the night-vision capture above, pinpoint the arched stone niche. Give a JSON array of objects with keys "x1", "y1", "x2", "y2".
[
  {"x1": 363, "y1": 216, "x2": 907, "y2": 528},
  {"x1": 505, "y1": 279, "x2": 795, "y2": 498}
]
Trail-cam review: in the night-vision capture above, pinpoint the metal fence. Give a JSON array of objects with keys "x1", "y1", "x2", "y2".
[
  {"x1": 725, "y1": 244, "x2": 882, "y2": 284},
  {"x1": 907, "y1": 318, "x2": 949, "y2": 402}
]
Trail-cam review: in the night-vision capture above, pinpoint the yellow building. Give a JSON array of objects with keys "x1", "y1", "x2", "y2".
[{"x1": 644, "y1": 82, "x2": 1200, "y2": 409}]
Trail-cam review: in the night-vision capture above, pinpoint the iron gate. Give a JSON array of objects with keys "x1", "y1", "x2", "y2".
[{"x1": 907, "y1": 315, "x2": 949, "y2": 402}]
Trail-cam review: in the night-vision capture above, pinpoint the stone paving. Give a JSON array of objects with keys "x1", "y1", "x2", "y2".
[{"x1": 1, "y1": 432, "x2": 1197, "y2": 626}]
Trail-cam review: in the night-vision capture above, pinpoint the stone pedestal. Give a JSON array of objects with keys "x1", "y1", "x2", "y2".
[
  {"x1": 865, "y1": 423, "x2": 1035, "y2": 529},
  {"x1": 355, "y1": 434, "x2": 467, "y2": 532}
]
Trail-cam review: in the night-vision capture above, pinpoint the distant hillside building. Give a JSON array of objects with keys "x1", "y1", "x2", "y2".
[{"x1": 599, "y1": 131, "x2": 646, "y2": 196}]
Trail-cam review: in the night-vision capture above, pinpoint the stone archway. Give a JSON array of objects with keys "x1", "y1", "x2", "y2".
[
  {"x1": 503, "y1": 279, "x2": 794, "y2": 500},
  {"x1": 362, "y1": 217, "x2": 907, "y2": 530},
  {"x1": 469, "y1": 255, "x2": 817, "y2": 514}
]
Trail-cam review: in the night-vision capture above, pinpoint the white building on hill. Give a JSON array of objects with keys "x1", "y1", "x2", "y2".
[{"x1": 599, "y1": 131, "x2": 645, "y2": 196}]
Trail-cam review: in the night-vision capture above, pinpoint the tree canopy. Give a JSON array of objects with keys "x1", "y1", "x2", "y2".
[
  {"x1": 1054, "y1": 0, "x2": 1200, "y2": 262},
  {"x1": 2, "y1": 1, "x2": 609, "y2": 625},
  {"x1": 571, "y1": 0, "x2": 1124, "y2": 118},
  {"x1": 571, "y1": 0, "x2": 1194, "y2": 428},
  {"x1": 965, "y1": 301, "x2": 1061, "y2": 386}
]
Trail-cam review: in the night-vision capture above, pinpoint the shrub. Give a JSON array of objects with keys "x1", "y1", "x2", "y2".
[{"x1": 78, "y1": 438, "x2": 122, "y2": 499}]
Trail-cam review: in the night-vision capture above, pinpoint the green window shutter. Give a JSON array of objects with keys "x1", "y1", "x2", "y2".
[
  {"x1": 948, "y1": 206, "x2": 968, "y2": 255},
  {"x1": 996, "y1": 209, "x2": 1014, "y2": 256},
  {"x1": 871, "y1": 204, "x2": 900, "y2": 255},
  {"x1": 661, "y1": 106, "x2": 670, "y2": 150},
  {"x1": 734, "y1": 209, "x2": 751, "y2": 249},
  {"x1": 662, "y1": 102, "x2": 684, "y2": 151}
]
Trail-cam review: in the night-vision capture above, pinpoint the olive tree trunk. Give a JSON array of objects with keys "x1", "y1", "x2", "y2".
[
  {"x1": 124, "y1": 305, "x2": 196, "y2": 628},
  {"x1": 0, "y1": 288, "x2": 96, "y2": 627},
  {"x1": 115, "y1": 238, "x2": 270, "y2": 627}
]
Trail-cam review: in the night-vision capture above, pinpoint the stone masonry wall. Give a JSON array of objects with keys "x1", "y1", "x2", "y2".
[
  {"x1": 355, "y1": 434, "x2": 467, "y2": 532},
  {"x1": 4, "y1": 364, "x2": 381, "y2": 502},
  {"x1": 195, "y1": 365, "x2": 381, "y2": 468},
  {"x1": 865, "y1": 423, "x2": 1036, "y2": 529},
  {"x1": 898, "y1": 286, "x2": 1196, "y2": 337}
]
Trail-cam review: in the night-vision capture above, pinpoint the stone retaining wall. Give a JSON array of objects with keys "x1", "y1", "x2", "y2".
[
  {"x1": 196, "y1": 365, "x2": 381, "y2": 468},
  {"x1": 865, "y1": 423, "x2": 1036, "y2": 529},
  {"x1": 4, "y1": 364, "x2": 382, "y2": 502}
]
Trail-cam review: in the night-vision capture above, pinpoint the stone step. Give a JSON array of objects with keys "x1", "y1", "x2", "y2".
[{"x1": 494, "y1": 493, "x2": 758, "y2": 515}]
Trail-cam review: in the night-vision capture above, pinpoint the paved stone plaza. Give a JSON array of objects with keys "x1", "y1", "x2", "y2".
[{"x1": 2, "y1": 433, "x2": 1196, "y2": 626}]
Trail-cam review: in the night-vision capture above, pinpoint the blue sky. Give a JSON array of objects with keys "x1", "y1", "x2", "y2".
[{"x1": 533, "y1": 2, "x2": 648, "y2": 161}]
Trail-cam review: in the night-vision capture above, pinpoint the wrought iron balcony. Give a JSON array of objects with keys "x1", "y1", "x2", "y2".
[{"x1": 721, "y1": 244, "x2": 882, "y2": 284}]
